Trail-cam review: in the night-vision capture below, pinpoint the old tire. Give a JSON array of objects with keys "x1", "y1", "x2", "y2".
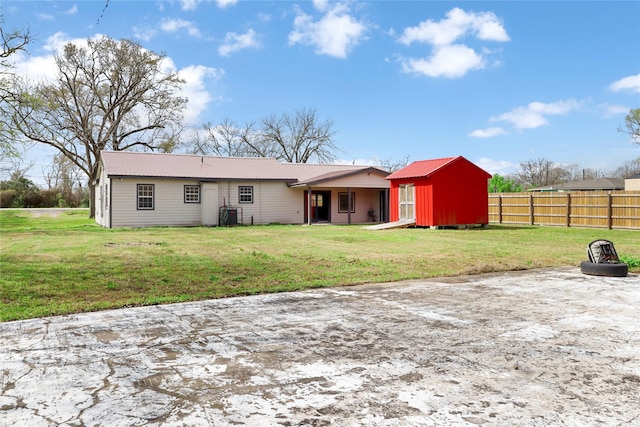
[{"x1": 580, "y1": 260, "x2": 628, "y2": 277}]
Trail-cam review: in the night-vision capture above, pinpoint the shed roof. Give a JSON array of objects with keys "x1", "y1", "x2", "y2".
[{"x1": 386, "y1": 156, "x2": 490, "y2": 180}]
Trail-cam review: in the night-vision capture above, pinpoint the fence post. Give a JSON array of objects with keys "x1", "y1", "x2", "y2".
[
  {"x1": 498, "y1": 194, "x2": 503, "y2": 224},
  {"x1": 565, "y1": 193, "x2": 571, "y2": 227},
  {"x1": 607, "y1": 193, "x2": 613, "y2": 230},
  {"x1": 529, "y1": 194, "x2": 534, "y2": 225}
]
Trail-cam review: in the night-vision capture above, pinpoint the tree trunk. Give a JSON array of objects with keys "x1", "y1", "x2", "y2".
[{"x1": 88, "y1": 182, "x2": 96, "y2": 219}]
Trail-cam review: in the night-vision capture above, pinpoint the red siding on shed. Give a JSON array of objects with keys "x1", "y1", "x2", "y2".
[{"x1": 387, "y1": 156, "x2": 491, "y2": 227}]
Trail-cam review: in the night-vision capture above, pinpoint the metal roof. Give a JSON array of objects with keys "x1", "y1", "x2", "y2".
[
  {"x1": 101, "y1": 151, "x2": 296, "y2": 181},
  {"x1": 100, "y1": 151, "x2": 388, "y2": 184},
  {"x1": 386, "y1": 156, "x2": 458, "y2": 180}
]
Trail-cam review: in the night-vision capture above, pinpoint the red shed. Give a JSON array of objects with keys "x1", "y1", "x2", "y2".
[{"x1": 386, "y1": 156, "x2": 492, "y2": 227}]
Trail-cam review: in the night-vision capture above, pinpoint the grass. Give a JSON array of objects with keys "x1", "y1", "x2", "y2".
[{"x1": 1, "y1": 208, "x2": 639, "y2": 322}]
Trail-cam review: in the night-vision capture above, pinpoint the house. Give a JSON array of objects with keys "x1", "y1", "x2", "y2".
[
  {"x1": 94, "y1": 151, "x2": 390, "y2": 228},
  {"x1": 385, "y1": 156, "x2": 491, "y2": 228},
  {"x1": 528, "y1": 177, "x2": 625, "y2": 192},
  {"x1": 624, "y1": 173, "x2": 640, "y2": 191}
]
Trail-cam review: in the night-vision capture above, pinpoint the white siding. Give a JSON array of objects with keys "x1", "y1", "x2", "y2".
[
  {"x1": 216, "y1": 181, "x2": 303, "y2": 225},
  {"x1": 110, "y1": 179, "x2": 202, "y2": 228},
  {"x1": 94, "y1": 164, "x2": 110, "y2": 228},
  {"x1": 625, "y1": 179, "x2": 640, "y2": 191}
]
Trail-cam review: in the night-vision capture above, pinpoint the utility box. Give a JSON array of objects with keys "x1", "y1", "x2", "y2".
[{"x1": 219, "y1": 207, "x2": 238, "y2": 226}]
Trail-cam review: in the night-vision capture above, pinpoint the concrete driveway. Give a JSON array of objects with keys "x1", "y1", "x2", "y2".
[{"x1": 1, "y1": 267, "x2": 639, "y2": 426}]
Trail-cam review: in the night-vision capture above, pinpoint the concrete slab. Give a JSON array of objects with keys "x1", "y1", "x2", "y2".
[{"x1": 1, "y1": 267, "x2": 639, "y2": 426}]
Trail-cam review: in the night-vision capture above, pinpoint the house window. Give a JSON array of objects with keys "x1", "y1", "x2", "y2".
[
  {"x1": 137, "y1": 184, "x2": 154, "y2": 210},
  {"x1": 239, "y1": 186, "x2": 253, "y2": 203},
  {"x1": 338, "y1": 192, "x2": 355, "y2": 213},
  {"x1": 184, "y1": 185, "x2": 200, "y2": 203}
]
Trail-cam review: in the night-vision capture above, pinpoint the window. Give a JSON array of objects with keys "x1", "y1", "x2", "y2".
[
  {"x1": 239, "y1": 186, "x2": 253, "y2": 203},
  {"x1": 184, "y1": 185, "x2": 200, "y2": 203},
  {"x1": 137, "y1": 184, "x2": 154, "y2": 210},
  {"x1": 338, "y1": 192, "x2": 355, "y2": 213}
]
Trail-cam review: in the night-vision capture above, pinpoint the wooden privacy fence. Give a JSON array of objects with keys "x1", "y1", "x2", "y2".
[{"x1": 489, "y1": 191, "x2": 640, "y2": 230}]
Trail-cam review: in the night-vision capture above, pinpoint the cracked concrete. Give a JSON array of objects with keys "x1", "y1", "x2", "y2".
[{"x1": 1, "y1": 267, "x2": 639, "y2": 426}]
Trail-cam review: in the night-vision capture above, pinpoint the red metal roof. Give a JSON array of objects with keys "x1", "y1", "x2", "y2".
[{"x1": 386, "y1": 156, "x2": 459, "y2": 180}]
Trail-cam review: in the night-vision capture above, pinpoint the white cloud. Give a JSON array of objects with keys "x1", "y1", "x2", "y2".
[
  {"x1": 160, "y1": 18, "x2": 201, "y2": 38},
  {"x1": 288, "y1": 3, "x2": 367, "y2": 58},
  {"x1": 599, "y1": 103, "x2": 630, "y2": 118},
  {"x1": 216, "y1": 0, "x2": 238, "y2": 8},
  {"x1": 475, "y1": 157, "x2": 517, "y2": 175},
  {"x1": 397, "y1": 7, "x2": 508, "y2": 79},
  {"x1": 469, "y1": 127, "x2": 508, "y2": 138},
  {"x1": 178, "y1": 65, "x2": 225, "y2": 125},
  {"x1": 36, "y1": 13, "x2": 54, "y2": 21},
  {"x1": 218, "y1": 29, "x2": 260, "y2": 57},
  {"x1": 133, "y1": 27, "x2": 157, "y2": 42},
  {"x1": 401, "y1": 44, "x2": 483, "y2": 78},
  {"x1": 180, "y1": 0, "x2": 201, "y2": 11},
  {"x1": 65, "y1": 5, "x2": 78, "y2": 15},
  {"x1": 399, "y1": 7, "x2": 509, "y2": 46},
  {"x1": 490, "y1": 99, "x2": 581, "y2": 129},
  {"x1": 609, "y1": 74, "x2": 640, "y2": 93}
]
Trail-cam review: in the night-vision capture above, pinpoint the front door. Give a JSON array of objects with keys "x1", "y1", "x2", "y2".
[
  {"x1": 399, "y1": 184, "x2": 415, "y2": 220},
  {"x1": 304, "y1": 191, "x2": 331, "y2": 223}
]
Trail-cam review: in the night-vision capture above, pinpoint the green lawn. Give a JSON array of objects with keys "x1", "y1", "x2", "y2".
[{"x1": 1, "y1": 209, "x2": 638, "y2": 322}]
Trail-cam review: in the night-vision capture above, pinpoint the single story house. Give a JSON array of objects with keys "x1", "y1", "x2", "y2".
[
  {"x1": 94, "y1": 151, "x2": 390, "y2": 228},
  {"x1": 529, "y1": 177, "x2": 625, "y2": 192},
  {"x1": 386, "y1": 156, "x2": 491, "y2": 228}
]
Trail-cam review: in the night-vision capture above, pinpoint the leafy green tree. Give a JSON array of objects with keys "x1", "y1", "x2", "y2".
[
  {"x1": 488, "y1": 174, "x2": 523, "y2": 193},
  {"x1": 7, "y1": 36, "x2": 187, "y2": 217},
  {"x1": 0, "y1": 171, "x2": 39, "y2": 207},
  {"x1": 619, "y1": 108, "x2": 640, "y2": 145}
]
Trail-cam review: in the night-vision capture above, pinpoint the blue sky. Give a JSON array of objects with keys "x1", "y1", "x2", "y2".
[{"x1": 4, "y1": 0, "x2": 640, "y2": 184}]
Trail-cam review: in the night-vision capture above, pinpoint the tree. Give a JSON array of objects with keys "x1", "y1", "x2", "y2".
[
  {"x1": 256, "y1": 108, "x2": 338, "y2": 163},
  {"x1": 378, "y1": 155, "x2": 411, "y2": 173},
  {"x1": 0, "y1": 17, "x2": 30, "y2": 161},
  {"x1": 189, "y1": 118, "x2": 258, "y2": 158},
  {"x1": 7, "y1": 36, "x2": 187, "y2": 217},
  {"x1": 515, "y1": 158, "x2": 570, "y2": 188},
  {"x1": 610, "y1": 157, "x2": 640, "y2": 179},
  {"x1": 488, "y1": 174, "x2": 523, "y2": 192},
  {"x1": 192, "y1": 109, "x2": 338, "y2": 163},
  {"x1": 619, "y1": 108, "x2": 640, "y2": 145}
]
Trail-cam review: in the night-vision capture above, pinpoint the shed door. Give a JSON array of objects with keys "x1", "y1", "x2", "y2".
[
  {"x1": 201, "y1": 183, "x2": 219, "y2": 226},
  {"x1": 399, "y1": 184, "x2": 415, "y2": 220}
]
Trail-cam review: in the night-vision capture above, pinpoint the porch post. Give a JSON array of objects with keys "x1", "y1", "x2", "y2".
[
  {"x1": 347, "y1": 186, "x2": 352, "y2": 225},
  {"x1": 307, "y1": 187, "x2": 312, "y2": 225}
]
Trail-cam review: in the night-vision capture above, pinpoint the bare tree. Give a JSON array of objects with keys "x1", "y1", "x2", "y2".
[
  {"x1": 253, "y1": 108, "x2": 338, "y2": 163},
  {"x1": 0, "y1": 17, "x2": 30, "y2": 161},
  {"x1": 610, "y1": 157, "x2": 640, "y2": 179},
  {"x1": 7, "y1": 36, "x2": 187, "y2": 217},
  {"x1": 619, "y1": 108, "x2": 640, "y2": 145},
  {"x1": 377, "y1": 155, "x2": 411, "y2": 172},
  {"x1": 516, "y1": 158, "x2": 570, "y2": 188},
  {"x1": 189, "y1": 108, "x2": 339, "y2": 163},
  {"x1": 189, "y1": 118, "x2": 258, "y2": 157}
]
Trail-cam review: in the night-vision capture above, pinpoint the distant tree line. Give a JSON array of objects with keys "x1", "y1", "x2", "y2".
[{"x1": 489, "y1": 156, "x2": 640, "y2": 192}]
